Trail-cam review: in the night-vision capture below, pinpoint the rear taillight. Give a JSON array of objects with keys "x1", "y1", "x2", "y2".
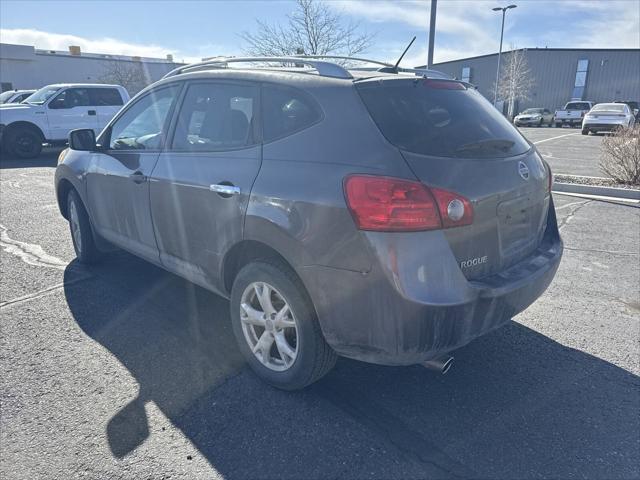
[{"x1": 343, "y1": 175, "x2": 473, "y2": 232}]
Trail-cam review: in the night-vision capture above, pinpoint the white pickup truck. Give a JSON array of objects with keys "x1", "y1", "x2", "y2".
[
  {"x1": 0, "y1": 83, "x2": 129, "y2": 158},
  {"x1": 554, "y1": 101, "x2": 594, "y2": 128}
]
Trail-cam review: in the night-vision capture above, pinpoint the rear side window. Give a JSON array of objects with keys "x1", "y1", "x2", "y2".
[
  {"x1": 89, "y1": 88, "x2": 123, "y2": 106},
  {"x1": 356, "y1": 79, "x2": 530, "y2": 159},
  {"x1": 262, "y1": 85, "x2": 321, "y2": 142},
  {"x1": 171, "y1": 82, "x2": 258, "y2": 151}
]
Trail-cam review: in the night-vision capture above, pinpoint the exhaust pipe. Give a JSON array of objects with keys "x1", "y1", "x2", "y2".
[{"x1": 423, "y1": 355, "x2": 454, "y2": 375}]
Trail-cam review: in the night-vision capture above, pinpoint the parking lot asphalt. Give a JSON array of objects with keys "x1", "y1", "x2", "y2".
[
  {"x1": 518, "y1": 126, "x2": 605, "y2": 177},
  {"x1": 1, "y1": 148, "x2": 639, "y2": 479}
]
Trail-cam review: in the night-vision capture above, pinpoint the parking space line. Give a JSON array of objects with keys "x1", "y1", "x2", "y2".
[{"x1": 533, "y1": 132, "x2": 581, "y2": 145}]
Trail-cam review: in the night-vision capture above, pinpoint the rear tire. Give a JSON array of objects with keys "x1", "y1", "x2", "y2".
[
  {"x1": 6, "y1": 126, "x2": 43, "y2": 159},
  {"x1": 230, "y1": 260, "x2": 337, "y2": 390},
  {"x1": 67, "y1": 189, "x2": 103, "y2": 264},
  {"x1": 555, "y1": 122, "x2": 561, "y2": 128}
]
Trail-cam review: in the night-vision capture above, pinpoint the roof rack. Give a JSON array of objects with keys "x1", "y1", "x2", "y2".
[
  {"x1": 292, "y1": 55, "x2": 452, "y2": 79},
  {"x1": 162, "y1": 56, "x2": 353, "y2": 80}
]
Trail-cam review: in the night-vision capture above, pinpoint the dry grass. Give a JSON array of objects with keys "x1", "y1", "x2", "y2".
[{"x1": 599, "y1": 125, "x2": 640, "y2": 185}]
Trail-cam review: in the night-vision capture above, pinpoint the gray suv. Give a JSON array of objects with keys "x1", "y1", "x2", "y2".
[{"x1": 55, "y1": 57, "x2": 562, "y2": 390}]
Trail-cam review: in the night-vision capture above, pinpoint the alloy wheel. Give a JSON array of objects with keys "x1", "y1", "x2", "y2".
[
  {"x1": 240, "y1": 281, "x2": 298, "y2": 372},
  {"x1": 69, "y1": 199, "x2": 82, "y2": 253}
]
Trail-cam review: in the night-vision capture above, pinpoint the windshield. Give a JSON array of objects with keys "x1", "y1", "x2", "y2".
[
  {"x1": 522, "y1": 108, "x2": 543, "y2": 114},
  {"x1": 25, "y1": 86, "x2": 61, "y2": 105},
  {"x1": 592, "y1": 104, "x2": 625, "y2": 112},
  {"x1": 356, "y1": 79, "x2": 530, "y2": 159}
]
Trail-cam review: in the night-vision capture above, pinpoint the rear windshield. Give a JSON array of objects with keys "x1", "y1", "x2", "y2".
[
  {"x1": 356, "y1": 79, "x2": 530, "y2": 158},
  {"x1": 566, "y1": 102, "x2": 591, "y2": 110},
  {"x1": 592, "y1": 104, "x2": 625, "y2": 112}
]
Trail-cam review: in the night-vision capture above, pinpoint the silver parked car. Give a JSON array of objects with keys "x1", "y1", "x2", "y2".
[
  {"x1": 55, "y1": 57, "x2": 562, "y2": 389},
  {"x1": 582, "y1": 103, "x2": 636, "y2": 135},
  {"x1": 514, "y1": 108, "x2": 554, "y2": 127}
]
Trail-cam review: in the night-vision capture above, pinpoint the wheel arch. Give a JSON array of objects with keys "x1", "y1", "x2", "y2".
[
  {"x1": 56, "y1": 178, "x2": 75, "y2": 219},
  {"x1": 4, "y1": 121, "x2": 46, "y2": 142},
  {"x1": 222, "y1": 240, "x2": 299, "y2": 295}
]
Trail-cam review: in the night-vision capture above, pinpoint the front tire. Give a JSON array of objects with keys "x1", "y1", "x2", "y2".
[
  {"x1": 6, "y1": 127, "x2": 43, "y2": 159},
  {"x1": 67, "y1": 189, "x2": 103, "y2": 264},
  {"x1": 582, "y1": 128, "x2": 589, "y2": 135},
  {"x1": 230, "y1": 260, "x2": 336, "y2": 390}
]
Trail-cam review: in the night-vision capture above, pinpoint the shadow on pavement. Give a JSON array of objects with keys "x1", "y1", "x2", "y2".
[
  {"x1": 63, "y1": 253, "x2": 639, "y2": 479},
  {"x1": 0, "y1": 147, "x2": 63, "y2": 169}
]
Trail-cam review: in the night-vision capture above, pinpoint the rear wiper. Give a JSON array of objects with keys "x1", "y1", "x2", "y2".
[{"x1": 455, "y1": 139, "x2": 515, "y2": 155}]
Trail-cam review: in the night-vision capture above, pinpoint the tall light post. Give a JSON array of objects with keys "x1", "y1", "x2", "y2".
[{"x1": 492, "y1": 4, "x2": 517, "y2": 106}]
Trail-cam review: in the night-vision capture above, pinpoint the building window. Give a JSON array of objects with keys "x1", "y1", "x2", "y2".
[
  {"x1": 571, "y1": 59, "x2": 589, "y2": 100},
  {"x1": 461, "y1": 66, "x2": 471, "y2": 83}
]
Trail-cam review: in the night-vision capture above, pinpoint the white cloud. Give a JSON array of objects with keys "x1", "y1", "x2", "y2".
[
  {"x1": 0, "y1": 28, "x2": 238, "y2": 63},
  {"x1": 330, "y1": 0, "x2": 640, "y2": 64}
]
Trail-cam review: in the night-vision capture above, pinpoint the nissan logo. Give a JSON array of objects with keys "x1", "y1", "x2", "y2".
[{"x1": 518, "y1": 161, "x2": 530, "y2": 180}]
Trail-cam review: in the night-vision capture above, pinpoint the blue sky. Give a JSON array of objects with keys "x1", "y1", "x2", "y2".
[{"x1": 1, "y1": 0, "x2": 638, "y2": 66}]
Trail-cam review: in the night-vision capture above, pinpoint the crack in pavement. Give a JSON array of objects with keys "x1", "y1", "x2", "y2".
[
  {"x1": 0, "y1": 224, "x2": 68, "y2": 270},
  {"x1": 557, "y1": 200, "x2": 592, "y2": 230},
  {"x1": 0, "y1": 274, "x2": 92, "y2": 309},
  {"x1": 564, "y1": 246, "x2": 639, "y2": 256}
]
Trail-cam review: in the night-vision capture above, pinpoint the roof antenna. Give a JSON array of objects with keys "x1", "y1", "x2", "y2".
[
  {"x1": 378, "y1": 36, "x2": 416, "y2": 73},
  {"x1": 393, "y1": 36, "x2": 416, "y2": 71}
]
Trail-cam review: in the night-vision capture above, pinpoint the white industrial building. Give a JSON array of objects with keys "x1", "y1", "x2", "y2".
[{"x1": 0, "y1": 43, "x2": 185, "y2": 95}]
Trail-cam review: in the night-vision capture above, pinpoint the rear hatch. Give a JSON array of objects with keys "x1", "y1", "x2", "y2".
[{"x1": 356, "y1": 77, "x2": 551, "y2": 280}]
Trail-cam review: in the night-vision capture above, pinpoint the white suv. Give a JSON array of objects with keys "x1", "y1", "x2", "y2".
[{"x1": 0, "y1": 83, "x2": 129, "y2": 158}]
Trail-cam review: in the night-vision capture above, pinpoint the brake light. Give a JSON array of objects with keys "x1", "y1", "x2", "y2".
[
  {"x1": 423, "y1": 79, "x2": 466, "y2": 90},
  {"x1": 343, "y1": 175, "x2": 473, "y2": 232}
]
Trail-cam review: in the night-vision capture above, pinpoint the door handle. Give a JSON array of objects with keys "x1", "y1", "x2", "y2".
[
  {"x1": 88, "y1": 110, "x2": 97, "y2": 116},
  {"x1": 210, "y1": 183, "x2": 240, "y2": 196},
  {"x1": 129, "y1": 171, "x2": 147, "y2": 184}
]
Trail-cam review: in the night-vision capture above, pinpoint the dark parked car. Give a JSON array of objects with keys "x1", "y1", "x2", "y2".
[{"x1": 55, "y1": 57, "x2": 562, "y2": 389}]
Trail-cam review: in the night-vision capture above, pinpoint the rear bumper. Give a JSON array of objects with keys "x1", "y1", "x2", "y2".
[
  {"x1": 300, "y1": 199, "x2": 562, "y2": 366},
  {"x1": 582, "y1": 121, "x2": 626, "y2": 131},
  {"x1": 556, "y1": 118, "x2": 582, "y2": 125}
]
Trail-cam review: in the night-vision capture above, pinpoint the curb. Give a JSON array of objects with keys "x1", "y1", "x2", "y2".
[{"x1": 552, "y1": 182, "x2": 640, "y2": 200}]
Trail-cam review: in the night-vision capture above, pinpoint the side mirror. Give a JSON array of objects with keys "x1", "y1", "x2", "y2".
[{"x1": 69, "y1": 129, "x2": 96, "y2": 151}]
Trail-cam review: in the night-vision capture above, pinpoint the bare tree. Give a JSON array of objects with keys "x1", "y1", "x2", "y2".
[
  {"x1": 495, "y1": 47, "x2": 535, "y2": 119},
  {"x1": 240, "y1": 0, "x2": 373, "y2": 62},
  {"x1": 99, "y1": 60, "x2": 151, "y2": 95}
]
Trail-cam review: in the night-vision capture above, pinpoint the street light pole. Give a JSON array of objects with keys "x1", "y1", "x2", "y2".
[
  {"x1": 492, "y1": 4, "x2": 517, "y2": 106},
  {"x1": 427, "y1": 0, "x2": 437, "y2": 68}
]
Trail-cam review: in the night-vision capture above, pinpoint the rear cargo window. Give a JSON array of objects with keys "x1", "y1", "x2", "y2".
[
  {"x1": 566, "y1": 102, "x2": 591, "y2": 110},
  {"x1": 356, "y1": 79, "x2": 530, "y2": 158}
]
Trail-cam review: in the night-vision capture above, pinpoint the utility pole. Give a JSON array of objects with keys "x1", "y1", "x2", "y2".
[
  {"x1": 492, "y1": 4, "x2": 517, "y2": 106},
  {"x1": 427, "y1": 0, "x2": 437, "y2": 68}
]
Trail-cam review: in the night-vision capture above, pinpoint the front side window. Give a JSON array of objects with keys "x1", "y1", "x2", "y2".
[
  {"x1": 171, "y1": 82, "x2": 258, "y2": 151},
  {"x1": 25, "y1": 86, "x2": 60, "y2": 105},
  {"x1": 49, "y1": 88, "x2": 90, "y2": 109},
  {"x1": 262, "y1": 85, "x2": 322, "y2": 142},
  {"x1": 89, "y1": 88, "x2": 124, "y2": 106},
  {"x1": 109, "y1": 85, "x2": 180, "y2": 150}
]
